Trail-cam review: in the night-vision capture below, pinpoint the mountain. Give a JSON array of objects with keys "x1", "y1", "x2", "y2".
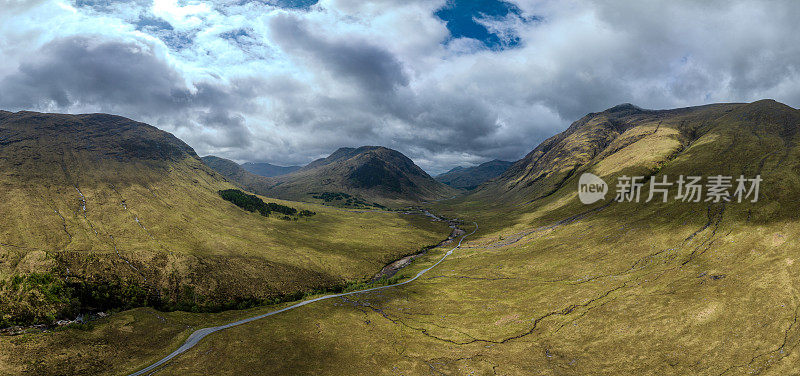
[
  {"x1": 201, "y1": 155, "x2": 276, "y2": 194},
  {"x1": 241, "y1": 162, "x2": 301, "y2": 177},
  {"x1": 274, "y1": 146, "x2": 455, "y2": 204},
  {"x1": 355, "y1": 99, "x2": 800, "y2": 375},
  {"x1": 474, "y1": 101, "x2": 778, "y2": 203},
  {"x1": 0, "y1": 111, "x2": 451, "y2": 329},
  {"x1": 435, "y1": 159, "x2": 513, "y2": 190},
  {"x1": 208, "y1": 146, "x2": 456, "y2": 206}
]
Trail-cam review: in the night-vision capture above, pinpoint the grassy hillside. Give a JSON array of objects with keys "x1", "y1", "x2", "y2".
[
  {"x1": 200, "y1": 155, "x2": 277, "y2": 195},
  {"x1": 149, "y1": 100, "x2": 800, "y2": 375},
  {"x1": 440, "y1": 101, "x2": 753, "y2": 235},
  {"x1": 0, "y1": 111, "x2": 451, "y2": 328}
]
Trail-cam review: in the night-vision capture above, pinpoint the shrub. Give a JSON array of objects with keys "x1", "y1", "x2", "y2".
[{"x1": 298, "y1": 210, "x2": 316, "y2": 217}]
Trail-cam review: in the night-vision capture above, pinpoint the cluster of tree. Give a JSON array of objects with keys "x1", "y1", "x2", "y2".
[
  {"x1": 219, "y1": 189, "x2": 315, "y2": 218},
  {"x1": 264, "y1": 202, "x2": 298, "y2": 216},
  {"x1": 1, "y1": 271, "x2": 286, "y2": 328},
  {"x1": 312, "y1": 191, "x2": 353, "y2": 202},
  {"x1": 0, "y1": 273, "x2": 74, "y2": 327},
  {"x1": 310, "y1": 191, "x2": 385, "y2": 209},
  {"x1": 0, "y1": 273, "x2": 150, "y2": 328}
]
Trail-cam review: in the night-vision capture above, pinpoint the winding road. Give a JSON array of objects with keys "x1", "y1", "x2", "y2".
[{"x1": 128, "y1": 220, "x2": 478, "y2": 376}]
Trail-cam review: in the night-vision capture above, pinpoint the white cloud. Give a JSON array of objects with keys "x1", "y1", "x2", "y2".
[{"x1": 151, "y1": 0, "x2": 212, "y2": 28}]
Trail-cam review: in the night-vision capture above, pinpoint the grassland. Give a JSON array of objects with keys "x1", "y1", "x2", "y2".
[
  {"x1": 135, "y1": 206, "x2": 799, "y2": 376},
  {"x1": 0, "y1": 157, "x2": 452, "y2": 321}
]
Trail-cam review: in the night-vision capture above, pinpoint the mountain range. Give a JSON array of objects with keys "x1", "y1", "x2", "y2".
[
  {"x1": 241, "y1": 162, "x2": 301, "y2": 177},
  {"x1": 204, "y1": 146, "x2": 455, "y2": 207},
  {"x1": 435, "y1": 159, "x2": 513, "y2": 190}
]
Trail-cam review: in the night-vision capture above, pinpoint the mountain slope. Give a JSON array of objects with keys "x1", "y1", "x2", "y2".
[
  {"x1": 230, "y1": 146, "x2": 456, "y2": 206},
  {"x1": 435, "y1": 159, "x2": 513, "y2": 190},
  {"x1": 200, "y1": 156, "x2": 276, "y2": 194},
  {"x1": 241, "y1": 162, "x2": 301, "y2": 177},
  {"x1": 0, "y1": 111, "x2": 451, "y2": 328},
  {"x1": 448, "y1": 98, "x2": 800, "y2": 253},
  {"x1": 473, "y1": 102, "x2": 747, "y2": 203}
]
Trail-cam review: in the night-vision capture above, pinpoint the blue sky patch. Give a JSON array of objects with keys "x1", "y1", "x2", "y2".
[
  {"x1": 135, "y1": 16, "x2": 195, "y2": 50},
  {"x1": 272, "y1": 0, "x2": 318, "y2": 9},
  {"x1": 435, "y1": 0, "x2": 534, "y2": 50},
  {"x1": 135, "y1": 16, "x2": 174, "y2": 32},
  {"x1": 243, "y1": 0, "x2": 318, "y2": 10}
]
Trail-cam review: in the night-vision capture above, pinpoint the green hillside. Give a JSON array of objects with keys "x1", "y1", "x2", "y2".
[
  {"x1": 149, "y1": 99, "x2": 800, "y2": 375},
  {"x1": 0, "y1": 111, "x2": 451, "y2": 329}
]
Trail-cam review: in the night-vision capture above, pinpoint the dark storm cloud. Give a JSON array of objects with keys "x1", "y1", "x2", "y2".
[
  {"x1": 263, "y1": 13, "x2": 515, "y2": 169},
  {"x1": 269, "y1": 14, "x2": 409, "y2": 94},
  {"x1": 195, "y1": 108, "x2": 253, "y2": 148},
  {"x1": 0, "y1": 36, "x2": 254, "y2": 148},
  {"x1": 0, "y1": 36, "x2": 188, "y2": 111}
]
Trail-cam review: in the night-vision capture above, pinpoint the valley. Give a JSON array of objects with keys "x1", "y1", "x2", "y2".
[
  {"x1": 0, "y1": 112, "x2": 453, "y2": 331},
  {"x1": 2, "y1": 100, "x2": 800, "y2": 376}
]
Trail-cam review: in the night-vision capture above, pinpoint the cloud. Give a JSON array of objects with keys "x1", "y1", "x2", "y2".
[
  {"x1": 269, "y1": 13, "x2": 409, "y2": 94},
  {"x1": 0, "y1": 0, "x2": 799, "y2": 174},
  {"x1": 0, "y1": 36, "x2": 182, "y2": 111},
  {"x1": 0, "y1": 35, "x2": 255, "y2": 149}
]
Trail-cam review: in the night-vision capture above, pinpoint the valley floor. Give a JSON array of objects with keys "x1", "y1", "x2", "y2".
[{"x1": 4, "y1": 198, "x2": 800, "y2": 375}]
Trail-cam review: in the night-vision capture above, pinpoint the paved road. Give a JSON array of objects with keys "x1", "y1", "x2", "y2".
[{"x1": 128, "y1": 221, "x2": 478, "y2": 376}]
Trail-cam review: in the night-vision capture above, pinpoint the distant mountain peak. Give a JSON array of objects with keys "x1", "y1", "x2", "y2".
[
  {"x1": 605, "y1": 103, "x2": 646, "y2": 114},
  {"x1": 330, "y1": 145, "x2": 384, "y2": 155},
  {"x1": 207, "y1": 145, "x2": 454, "y2": 204},
  {"x1": 304, "y1": 145, "x2": 411, "y2": 172},
  {"x1": 444, "y1": 166, "x2": 467, "y2": 174},
  {"x1": 436, "y1": 160, "x2": 513, "y2": 190},
  {"x1": 241, "y1": 161, "x2": 302, "y2": 177},
  {"x1": 202, "y1": 155, "x2": 276, "y2": 194}
]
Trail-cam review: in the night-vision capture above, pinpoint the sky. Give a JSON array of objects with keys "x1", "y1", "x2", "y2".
[{"x1": 1, "y1": 0, "x2": 799, "y2": 174}]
